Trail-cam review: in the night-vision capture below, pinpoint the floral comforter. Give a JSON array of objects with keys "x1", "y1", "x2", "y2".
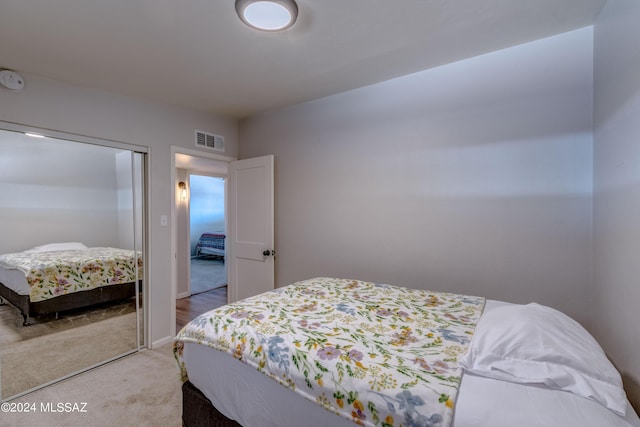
[
  {"x1": 0, "y1": 247, "x2": 142, "y2": 302},
  {"x1": 174, "y1": 277, "x2": 485, "y2": 427}
]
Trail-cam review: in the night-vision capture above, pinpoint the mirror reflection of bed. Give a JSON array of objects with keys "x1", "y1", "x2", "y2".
[{"x1": 0, "y1": 127, "x2": 146, "y2": 400}]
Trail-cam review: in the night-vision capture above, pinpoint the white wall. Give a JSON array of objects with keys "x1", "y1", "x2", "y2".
[
  {"x1": 0, "y1": 73, "x2": 238, "y2": 347},
  {"x1": 0, "y1": 130, "x2": 122, "y2": 252},
  {"x1": 189, "y1": 175, "x2": 225, "y2": 255},
  {"x1": 176, "y1": 168, "x2": 190, "y2": 298},
  {"x1": 115, "y1": 150, "x2": 134, "y2": 249},
  {"x1": 593, "y1": 0, "x2": 640, "y2": 411},
  {"x1": 240, "y1": 28, "x2": 594, "y2": 327}
]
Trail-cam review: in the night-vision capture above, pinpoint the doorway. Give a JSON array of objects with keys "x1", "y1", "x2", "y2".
[
  {"x1": 172, "y1": 150, "x2": 275, "y2": 335},
  {"x1": 174, "y1": 150, "x2": 230, "y2": 334},
  {"x1": 189, "y1": 174, "x2": 226, "y2": 295}
]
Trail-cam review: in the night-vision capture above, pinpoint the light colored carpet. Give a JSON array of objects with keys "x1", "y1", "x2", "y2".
[
  {"x1": 4, "y1": 344, "x2": 182, "y2": 427},
  {"x1": 0, "y1": 299, "x2": 141, "y2": 399},
  {"x1": 191, "y1": 258, "x2": 226, "y2": 294}
]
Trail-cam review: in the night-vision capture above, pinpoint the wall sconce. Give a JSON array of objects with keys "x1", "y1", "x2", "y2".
[{"x1": 178, "y1": 181, "x2": 188, "y2": 201}]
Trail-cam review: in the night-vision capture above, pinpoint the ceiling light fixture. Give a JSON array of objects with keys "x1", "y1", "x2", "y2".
[
  {"x1": 24, "y1": 132, "x2": 46, "y2": 138},
  {"x1": 235, "y1": 0, "x2": 298, "y2": 31}
]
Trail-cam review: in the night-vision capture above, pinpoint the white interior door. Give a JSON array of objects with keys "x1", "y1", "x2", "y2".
[{"x1": 228, "y1": 155, "x2": 274, "y2": 302}]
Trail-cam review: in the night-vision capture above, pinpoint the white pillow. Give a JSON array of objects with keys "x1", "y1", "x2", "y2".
[
  {"x1": 25, "y1": 242, "x2": 88, "y2": 253},
  {"x1": 460, "y1": 303, "x2": 627, "y2": 416}
]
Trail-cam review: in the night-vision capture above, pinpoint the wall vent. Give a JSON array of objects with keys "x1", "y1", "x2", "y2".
[{"x1": 195, "y1": 130, "x2": 225, "y2": 152}]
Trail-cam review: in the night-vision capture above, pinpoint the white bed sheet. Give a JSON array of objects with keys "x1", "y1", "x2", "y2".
[
  {"x1": 181, "y1": 300, "x2": 640, "y2": 427},
  {"x1": 0, "y1": 266, "x2": 30, "y2": 295}
]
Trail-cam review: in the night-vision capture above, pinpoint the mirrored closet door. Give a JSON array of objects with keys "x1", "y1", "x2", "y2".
[{"x1": 0, "y1": 124, "x2": 147, "y2": 400}]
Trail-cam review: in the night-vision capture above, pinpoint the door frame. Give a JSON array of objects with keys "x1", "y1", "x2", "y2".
[{"x1": 170, "y1": 146, "x2": 235, "y2": 336}]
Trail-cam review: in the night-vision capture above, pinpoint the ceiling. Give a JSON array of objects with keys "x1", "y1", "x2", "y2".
[{"x1": 0, "y1": 0, "x2": 607, "y2": 120}]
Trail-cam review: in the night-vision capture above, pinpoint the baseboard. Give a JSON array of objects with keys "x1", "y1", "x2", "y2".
[
  {"x1": 176, "y1": 291, "x2": 191, "y2": 299},
  {"x1": 151, "y1": 335, "x2": 174, "y2": 349}
]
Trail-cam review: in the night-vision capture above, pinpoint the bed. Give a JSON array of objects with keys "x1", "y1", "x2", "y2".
[
  {"x1": 0, "y1": 242, "x2": 142, "y2": 325},
  {"x1": 195, "y1": 233, "x2": 225, "y2": 259},
  {"x1": 173, "y1": 277, "x2": 640, "y2": 427}
]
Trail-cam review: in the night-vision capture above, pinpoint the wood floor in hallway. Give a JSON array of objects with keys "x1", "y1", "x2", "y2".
[{"x1": 176, "y1": 285, "x2": 227, "y2": 332}]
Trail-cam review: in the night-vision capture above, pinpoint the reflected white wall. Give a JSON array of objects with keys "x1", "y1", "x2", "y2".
[{"x1": 0, "y1": 130, "x2": 126, "y2": 253}]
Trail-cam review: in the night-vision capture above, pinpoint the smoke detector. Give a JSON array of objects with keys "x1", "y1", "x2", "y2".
[{"x1": 0, "y1": 70, "x2": 24, "y2": 91}]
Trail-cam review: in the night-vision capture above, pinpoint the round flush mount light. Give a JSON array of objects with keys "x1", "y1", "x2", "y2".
[{"x1": 235, "y1": 0, "x2": 298, "y2": 31}]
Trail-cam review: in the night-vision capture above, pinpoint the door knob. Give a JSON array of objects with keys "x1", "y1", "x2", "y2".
[{"x1": 262, "y1": 250, "x2": 275, "y2": 256}]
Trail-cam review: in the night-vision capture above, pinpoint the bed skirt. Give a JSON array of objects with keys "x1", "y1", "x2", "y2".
[
  {"x1": 0, "y1": 280, "x2": 140, "y2": 325},
  {"x1": 182, "y1": 380, "x2": 241, "y2": 427}
]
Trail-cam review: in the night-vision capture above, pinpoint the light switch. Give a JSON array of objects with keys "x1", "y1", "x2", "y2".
[{"x1": 160, "y1": 215, "x2": 168, "y2": 227}]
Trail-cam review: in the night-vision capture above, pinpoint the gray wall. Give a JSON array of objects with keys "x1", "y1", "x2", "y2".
[
  {"x1": 0, "y1": 131, "x2": 122, "y2": 253},
  {"x1": 593, "y1": 0, "x2": 640, "y2": 411},
  {"x1": 115, "y1": 150, "x2": 144, "y2": 251},
  {"x1": 239, "y1": 28, "x2": 594, "y2": 328}
]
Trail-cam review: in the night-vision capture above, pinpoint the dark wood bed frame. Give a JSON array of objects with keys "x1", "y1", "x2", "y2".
[
  {"x1": 182, "y1": 380, "x2": 241, "y2": 427},
  {"x1": 0, "y1": 280, "x2": 139, "y2": 325}
]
